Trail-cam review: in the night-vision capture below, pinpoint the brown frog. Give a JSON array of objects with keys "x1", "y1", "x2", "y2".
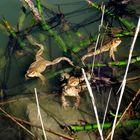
[
  {"x1": 61, "y1": 72, "x2": 89, "y2": 108},
  {"x1": 81, "y1": 38, "x2": 122, "y2": 64},
  {"x1": 25, "y1": 43, "x2": 74, "y2": 84}
]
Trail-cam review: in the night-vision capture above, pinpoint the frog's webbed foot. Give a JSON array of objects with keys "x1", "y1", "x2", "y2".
[
  {"x1": 25, "y1": 74, "x2": 29, "y2": 80},
  {"x1": 38, "y1": 73, "x2": 46, "y2": 85},
  {"x1": 61, "y1": 95, "x2": 69, "y2": 109}
]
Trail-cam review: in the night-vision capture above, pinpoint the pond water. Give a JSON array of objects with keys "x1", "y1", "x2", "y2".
[{"x1": 0, "y1": 0, "x2": 140, "y2": 140}]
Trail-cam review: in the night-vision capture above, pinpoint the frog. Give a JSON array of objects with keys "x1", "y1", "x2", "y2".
[
  {"x1": 61, "y1": 86, "x2": 81, "y2": 108},
  {"x1": 61, "y1": 72, "x2": 89, "y2": 108},
  {"x1": 81, "y1": 38, "x2": 122, "y2": 64},
  {"x1": 25, "y1": 43, "x2": 74, "y2": 85}
]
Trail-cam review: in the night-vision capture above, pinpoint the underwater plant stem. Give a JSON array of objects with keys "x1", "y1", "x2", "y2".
[
  {"x1": 82, "y1": 68, "x2": 104, "y2": 140},
  {"x1": 36, "y1": 0, "x2": 43, "y2": 18},
  {"x1": 23, "y1": 0, "x2": 67, "y2": 52},
  {"x1": 74, "y1": 31, "x2": 137, "y2": 53},
  {"x1": 106, "y1": 88, "x2": 140, "y2": 140},
  {"x1": 68, "y1": 119, "x2": 140, "y2": 132},
  {"x1": 0, "y1": 107, "x2": 35, "y2": 138},
  {"x1": 34, "y1": 88, "x2": 48, "y2": 140},
  {"x1": 110, "y1": 17, "x2": 140, "y2": 140},
  {"x1": 86, "y1": 0, "x2": 135, "y2": 30},
  {"x1": 35, "y1": 0, "x2": 67, "y2": 52},
  {"x1": 86, "y1": 56, "x2": 140, "y2": 68},
  {"x1": 1, "y1": 18, "x2": 25, "y2": 47}
]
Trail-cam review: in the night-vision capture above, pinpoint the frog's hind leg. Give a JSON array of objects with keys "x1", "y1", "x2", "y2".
[
  {"x1": 61, "y1": 94, "x2": 69, "y2": 109},
  {"x1": 74, "y1": 94, "x2": 80, "y2": 108},
  {"x1": 52, "y1": 57, "x2": 74, "y2": 66},
  {"x1": 34, "y1": 43, "x2": 44, "y2": 60}
]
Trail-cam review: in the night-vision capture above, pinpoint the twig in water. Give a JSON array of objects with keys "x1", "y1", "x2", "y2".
[
  {"x1": 0, "y1": 99, "x2": 17, "y2": 105},
  {"x1": 34, "y1": 88, "x2": 48, "y2": 140},
  {"x1": 1, "y1": 114, "x2": 75, "y2": 140},
  {"x1": 110, "y1": 17, "x2": 140, "y2": 140},
  {"x1": 0, "y1": 107, "x2": 34, "y2": 138}
]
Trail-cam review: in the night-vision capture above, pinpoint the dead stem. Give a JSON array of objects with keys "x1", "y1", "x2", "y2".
[
  {"x1": 105, "y1": 88, "x2": 140, "y2": 140},
  {"x1": 82, "y1": 68, "x2": 104, "y2": 140},
  {"x1": 120, "y1": 76, "x2": 140, "y2": 83},
  {"x1": 2, "y1": 114, "x2": 76, "y2": 140},
  {"x1": 0, "y1": 99, "x2": 17, "y2": 105},
  {"x1": 24, "y1": 0, "x2": 41, "y2": 21},
  {"x1": 110, "y1": 17, "x2": 140, "y2": 140},
  {"x1": 34, "y1": 88, "x2": 48, "y2": 140},
  {"x1": 0, "y1": 107, "x2": 35, "y2": 138}
]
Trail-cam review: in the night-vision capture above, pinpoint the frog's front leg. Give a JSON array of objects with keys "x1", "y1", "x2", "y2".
[
  {"x1": 61, "y1": 94, "x2": 69, "y2": 109},
  {"x1": 37, "y1": 73, "x2": 46, "y2": 85},
  {"x1": 109, "y1": 47, "x2": 116, "y2": 61}
]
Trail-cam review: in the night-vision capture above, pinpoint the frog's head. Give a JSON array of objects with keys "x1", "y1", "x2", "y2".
[
  {"x1": 112, "y1": 38, "x2": 122, "y2": 51},
  {"x1": 114, "y1": 38, "x2": 122, "y2": 46},
  {"x1": 25, "y1": 71, "x2": 37, "y2": 79},
  {"x1": 68, "y1": 77, "x2": 79, "y2": 86}
]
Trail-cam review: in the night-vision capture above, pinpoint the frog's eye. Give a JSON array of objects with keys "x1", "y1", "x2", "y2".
[
  {"x1": 30, "y1": 72, "x2": 36, "y2": 75},
  {"x1": 116, "y1": 38, "x2": 121, "y2": 41},
  {"x1": 27, "y1": 72, "x2": 36, "y2": 76}
]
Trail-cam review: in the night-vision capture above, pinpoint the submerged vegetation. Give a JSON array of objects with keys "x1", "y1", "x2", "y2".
[{"x1": 0, "y1": 0, "x2": 140, "y2": 140}]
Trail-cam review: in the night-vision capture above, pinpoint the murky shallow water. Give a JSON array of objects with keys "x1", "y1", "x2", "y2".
[{"x1": 0, "y1": 0, "x2": 140, "y2": 140}]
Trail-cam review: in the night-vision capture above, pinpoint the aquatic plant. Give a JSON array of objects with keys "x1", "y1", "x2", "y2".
[
  {"x1": 0, "y1": 0, "x2": 139, "y2": 140},
  {"x1": 24, "y1": 0, "x2": 67, "y2": 52},
  {"x1": 66, "y1": 119, "x2": 140, "y2": 133},
  {"x1": 86, "y1": 0, "x2": 136, "y2": 30},
  {"x1": 1, "y1": 18, "x2": 25, "y2": 48},
  {"x1": 106, "y1": 88, "x2": 140, "y2": 139},
  {"x1": 86, "y1": 56, "x2": 140, "y2": 67},
  {"x1": 110, "y1": 17, "x2": 140, "y2": 140}
]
